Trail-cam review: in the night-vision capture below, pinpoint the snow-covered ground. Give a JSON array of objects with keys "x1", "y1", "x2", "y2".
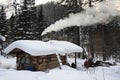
[
  {"x1": 0, "y1": 56, "x2": 16, "y2": 69},
  {"x1": 0, "y1": 56, "x2": 120, "y2": 80}
]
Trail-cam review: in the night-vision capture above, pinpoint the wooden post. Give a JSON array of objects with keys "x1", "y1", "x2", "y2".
[
  {"x1": 56, "y1": 54, "x2": 62, "y2": 69},
  {"x1": 75, "y1": 53, "x2": 77, "y2": 68}
]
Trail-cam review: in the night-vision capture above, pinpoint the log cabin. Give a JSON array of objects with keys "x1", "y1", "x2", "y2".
[
  {"x1": 4, "y1": 40, "x2": 67, "y2": 71},
  {"x1": 4, "y1": 40, "x2": 83, "y2": 71}
]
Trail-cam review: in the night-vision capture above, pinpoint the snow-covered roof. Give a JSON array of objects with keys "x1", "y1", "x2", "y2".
[
  {"x1": 4, "y1": 40, "x2": 83, "y2": 56},
  {"x1": 49, "y1": 40, "x2": 83, "y2": 54},
  {"x1": 4, "y1": 40, "x2": 60, "y2": 56}
]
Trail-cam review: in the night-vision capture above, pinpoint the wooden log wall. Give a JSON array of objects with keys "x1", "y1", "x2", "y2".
[{"x1": 16, "y1": 53, "x2": 67, "y2": 71}]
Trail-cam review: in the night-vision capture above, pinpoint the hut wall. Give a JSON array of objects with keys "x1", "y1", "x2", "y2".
[
  {"x1": 60, "y1": 55, "x2": 67, "y2": 65},
  {"x1": 36, "y1": 54, "x2": 60, "y2": 71},
  {"x1": 16, "y1": 53, "x2": 67, "y2": 71}
]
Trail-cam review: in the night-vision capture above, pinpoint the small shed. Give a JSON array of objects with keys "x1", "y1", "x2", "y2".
[
  {"x1": 4, "y1": 40, "x2": 64, "y2": 71},
  {"x1": 4, "y1": 40, "x2": 83, "y2": 71}
]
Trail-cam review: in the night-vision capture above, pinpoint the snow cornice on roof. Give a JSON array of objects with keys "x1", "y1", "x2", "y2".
[
  {"x1": 49, "y1": 40, "x2": 83, "y2": 54},
  {"x1": 4, "y1": 40, "x2": 83, "y2": 56},
  {"x1": 4, "y1": 40, "x2": 59, "y2": 56}
]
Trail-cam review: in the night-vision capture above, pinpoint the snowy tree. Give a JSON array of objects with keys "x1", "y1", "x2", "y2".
[
  {"x1": 36, "y1": 5, "x2": 46, "y2": 40},
  {"x1": 0, "y1": 5, "x2": 8, "y2": 54},
  {"x1": 14, "y1": 0, "x2": 37, "y2": 40},
  {"x1": 8, "y1": 14, "x2": 15, "y2": 42},
  {"x1": 84, "y1": 0, "x2": 105, "y2": 7},
  {"x1": 41, "y1": 2, "x2": 66, "y2": 26},
  {"x1": 0, "y1": 5, "x2": 7, "y2": 37},
  {"x1": 59, "y1": 0, "x2": 83, "y2": 16}
]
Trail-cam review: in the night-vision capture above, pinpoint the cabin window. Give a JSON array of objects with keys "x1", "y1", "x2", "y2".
[
  {"x1": 25, "y1": 58, "x2": 31, "y2": 64},
  {"x1": 37, "y1": 57, "x2": 44, "y2": 64},
  {"x1": 21, "y1": 56, "x2": 26, "y2": 63},
  {"x1": 25, "y1": 55, "x2": 31, "y2": 64}
]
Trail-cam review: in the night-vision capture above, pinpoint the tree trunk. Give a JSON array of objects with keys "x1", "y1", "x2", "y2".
[{"x1": 89, "y1": 29, "x2": 94, "y2": 58}]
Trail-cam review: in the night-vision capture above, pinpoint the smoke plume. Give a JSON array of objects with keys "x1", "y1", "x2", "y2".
[{"x1": 42, "y1": 0, "x2": 120, "y2": 35}]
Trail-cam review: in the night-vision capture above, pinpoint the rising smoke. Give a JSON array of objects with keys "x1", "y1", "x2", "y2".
[{"x1": 42, "y1": 0, "x2": 120, "y2": 35}]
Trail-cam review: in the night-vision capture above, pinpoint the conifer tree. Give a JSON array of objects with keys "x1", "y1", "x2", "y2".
[
  {"x1": 0, "y1": 5, "x2": 7, "y2": 36},
  {"x1": 0, "y1": 5, "x2": 7, "y2": 55},
  {"x1": 8, "y1": 14, "x2": 15, "y2": 42},
  {"x1": 36, "y1": 5, "x2": 46, "y2": 40},
  {"x1": 15, "y1": 0, "x2": 36, "y2": 40}
]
